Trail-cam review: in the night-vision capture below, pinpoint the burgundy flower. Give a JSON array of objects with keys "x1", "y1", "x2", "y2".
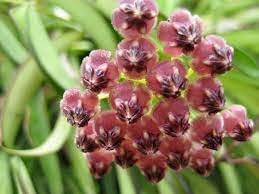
[
  {"x1": 75, "y1": 121, "x2": 99, "y2": 153},
  {"x1": 114, "y1": 139, "x2": 139, "y2": 168},
  {"x1": 147, "y1": 60, "x2": 187, "y2": 98},
  {"x1": 129, "y1": 116, "x2": 161, "y2": 155},
  {"x1": 159, "y1": 136, "x2": 191, "y2": 170},
  {"x1": 222, "y1": 105, "x2": 254, "y2": 141},
  {"x1": 190, "y1": 114, "x2": 224, "y2": 150},
  {"x1": 158, "y1": 9, "x2": 203, "y2": 56},
  {"x1": 94, "y1": 111, "x2": 126, "y2": 150},
  {"x1": 153, "y1": 97, "x2": 190, "y2": 137},
  {"x1": 137, "y1": 153, "x2": 167, "y2": 183},
  {"x1": 190, "y1": 148, "x2": 215, "y2": 176},
  {"x1": 116, "y1": 38, "x2": 157, "y2": 78},
  {"x1": 186, "y1": 77, "x2": 225, "y2": 114},
  {"x1": 110, "y1": 82, "x2": 150, "y2": 123},
  {"x1": 192, "y1": 35, "x2": 234, "y2": 75},
  {"x1": 86, "y1": 150, "x2": 114, "y2": 178},
  {"x1": 112, "y1": 0, "x2": 158, "y2": 38},
  {"x1": 81, "y1": 50, "x2": 119, "y2": 93},
  {"x1": 60, "y1": 89, "x2": 98, "y2": 127}
]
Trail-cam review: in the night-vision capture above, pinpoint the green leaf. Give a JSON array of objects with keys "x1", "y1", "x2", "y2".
[
  {"x1": 101, "y1": 167, "x2": 119, "y2": 194},
  {"x1": 93, "y1": 0, "x2": 117, "y2": 18},
  {"x1": 157, "y1": 179, "x2": 175, "y2": 194},
  {"x1": 232, "y1": 47, "x2": 259, "y2": 79},
  {"x1": 156, "y1": 0, "x2": 179, "y2": 17},
  {"x1": 28, "y1": 91, "x2": 63, "y2": 194},
  {"x1": 65, "y1": 134, "x2": 97, "y2": 194},
  {"x1": 1, "y1": 59, "x2": 44, "y2": 146},
  {"x1": 181, "y1": 170, "x2": 220, "y2": 194},
  {"x1": 25, "y1": 3, "x2": 78, "y2": 89},
  {"x1": 0, "y1": 18, "x2": 28, "y2": 64},
  {"x1": 0, "y1": 55, "x2": 16, "y2": 91},
  {"x1": 0, "y1": 0, "x2": 23, "y2": 3},
  {"x1": 2, "y1": 115, "x2": 71, "y2": 156},
  {"x1": 115, "y1": 166, "x2": 136, "y2": 194},
  {"x1": 218, "y1": 163, "x2": 242, "y2": 194},
  {"x1": 0, "y1": 152, "x2": 13, "y2": 194},
  {"x1": 223, "y1": 30, "x2": 259, "y2": 53},
  {"x1": 11, "y1": 157, "x2": 36, "y2": 194},
  {"x1": 1, "y1": 27, "x2": 81, "y2": 146},
  {"x1": 49, "y1": 0, "x2": 118, "y2": 51}
]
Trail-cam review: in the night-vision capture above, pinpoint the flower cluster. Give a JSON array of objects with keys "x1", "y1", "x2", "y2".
[{"x1": 60, "y1": 0, "x2": 254, "y2": 183}]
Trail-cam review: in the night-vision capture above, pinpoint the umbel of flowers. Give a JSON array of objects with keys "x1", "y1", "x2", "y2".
[{"x1": 60, "y1": 0, "x2": 254, "y2": 183}]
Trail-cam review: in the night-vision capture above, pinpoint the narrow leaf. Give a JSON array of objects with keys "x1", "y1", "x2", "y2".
[
  {"x1": 233, "y1": 47, "x2": 259, "y2": 79},
  {"x1": 66, "y1": 134, "x2": 97, "y2": 194},
  {"x1": 218, "y1": 163, "x2": 242, "y2": 194},
  {"x1": 49, "y1": 0, "x2": 118, "y2": 51},
  {"x1": 1, "y1": 59, "x2": 44, "y2": 146},
  {"x1": 157, "y1": 179, "x2": 175, "y2": 194},
  {"x1": 0, "y1": 19, "x2": 28, "y2": 64},
  {"x1": 11, "y1": 157, "x2": 36, "y2": 194},
  {"x1": 2, "y1": 115, "x2": 71, "y2": 156},
  {"x1": 25, "y1": 3, "x2": 78, "y2": 89},
  {"x1": 115, "y1": 166, "x2": 136, "y2": 194},
  {"x1": 28, "y1": 91, "x2": 63, "y2": 194},
  {"x1": 181, "y1": 170, "x2": 220, "y2": 194},
  {"x1": 0, "y1": 152, "x2": 13, "y2": 194}
]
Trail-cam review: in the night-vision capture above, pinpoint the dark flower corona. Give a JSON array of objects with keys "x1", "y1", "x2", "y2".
[{"x1": 60, "y1": 1, "x2": 254, "y2": 183}]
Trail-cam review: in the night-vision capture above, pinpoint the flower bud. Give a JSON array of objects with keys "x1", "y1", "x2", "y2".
[
  {"x1": 114, "y1": 139, "x2": 139, "y2": 168},
  {"x1": 116, "y1": 38, "x2": 157, "y2": 78},
  {"x1": 147, "y1": 60, "x2": 187, "y2": 98},
  {"x1": 137, "y1": 153, "x2": 167, "y2": 183},
  {"x1": 86, "y1": 150, "x2": 114, "y2": 178},
  {"x1": 153, "y1": 97, "x2": 190, "y2": 137},
  {"x1": 190, "y1": 148, "x2": 215, "y2": 176},
  {"x1": 129, "y1": 116, "x2": 161, "y2": 155},
  {"x1": 81, "y1": 50, "x2": 119, "y2": 93},
  {"x1": 186, "y1": 77, "x2": 225, "y2": 114},
  {"x1": 159, "y1": 136, "x2": 191, "y2": 170},
  {"x1": 158, "y1": 9, "x2": 203, "y2": 56},
  {"x1": 222, "y1": 105, "x2": 254, "y2": 141},
  {"x1": 94, "y1": 111, "x2": 126, "y2": 150},
  {"x1": 192, "y1": 35, "x2": 233, "y2": 75},
  {"x1": 112, "y1": 0, "x2": 158, "y2": 38},
  {"x1": 75, "y1": 121, "x2": 99, "y2": 152},
  {"x1": 190, "y1": 114, "x2": 224, "y2": 150},
  {"x1": 110, "y1": 82, "x2": 150, "y2": 123},
  {"x1": 60, "y1": 89, "x2": 98, "y2": 127}
]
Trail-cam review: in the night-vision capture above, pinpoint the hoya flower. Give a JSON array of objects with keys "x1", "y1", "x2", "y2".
[
  {"x1": 186, "y1": 77, "x2": 225, "y2": 114},
  {"x1": 137, "y1": 153, "x2": 167, "y2": 183},
  {"x1": 153, "y1": 97, "x2": 190, "y2": 137},
  {"x1": 159, "y1": 136, "x2": 191, "y2": 170},
  {"x1": 86, "y1": 150, "x2": 114, "y2": 178},
  {"x1": 192, "y1": 35, "x2": 234, "y2": 75},
  {"x1": 109, "y1": 82, "x2": 150, "y2": 123},
  {"x1": 147, "y1": 60, "x2": 187, "y2": 98},
  {"x1": 116, "y1": 38, "x2": 157, "y2": 78},
  {"x1": 190, "y1": 114, "x2": 224, "y2": 150},
  {"x1": 94, "y1": 111, "x2": 126, "y2": 150},
  {"x1": 114, "y1": 139, "x2": 139, "y2": 168},
  {"x1": 158, "y1": 9, "x2": 203, "y2": 56},
  {"x1": 190, "y1": 148, "x2": 215, "y2": 176},
  {"x1": 81, "y1": 50, "x2": 119, "y2": 93},
  {"x1": 75, "y1": 121, "x2": 99, "y2": 153},
  {"x1": 60, "y1": 89, "x2": 98, "y2": 127},
  {"x1": 112, "y1": 0, "x2": 158, "y2": 38},
  {"x1": 129, "y1": 116, "x2": 161, "y2": 155},
  {"x1": 222, "y1": 105, "x2": 254, "y2": 141}
]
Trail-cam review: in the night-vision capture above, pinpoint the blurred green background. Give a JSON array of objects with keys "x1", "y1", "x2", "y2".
[{"x1": 0, "y1": 0, "x2": 259, "y2": 194}]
